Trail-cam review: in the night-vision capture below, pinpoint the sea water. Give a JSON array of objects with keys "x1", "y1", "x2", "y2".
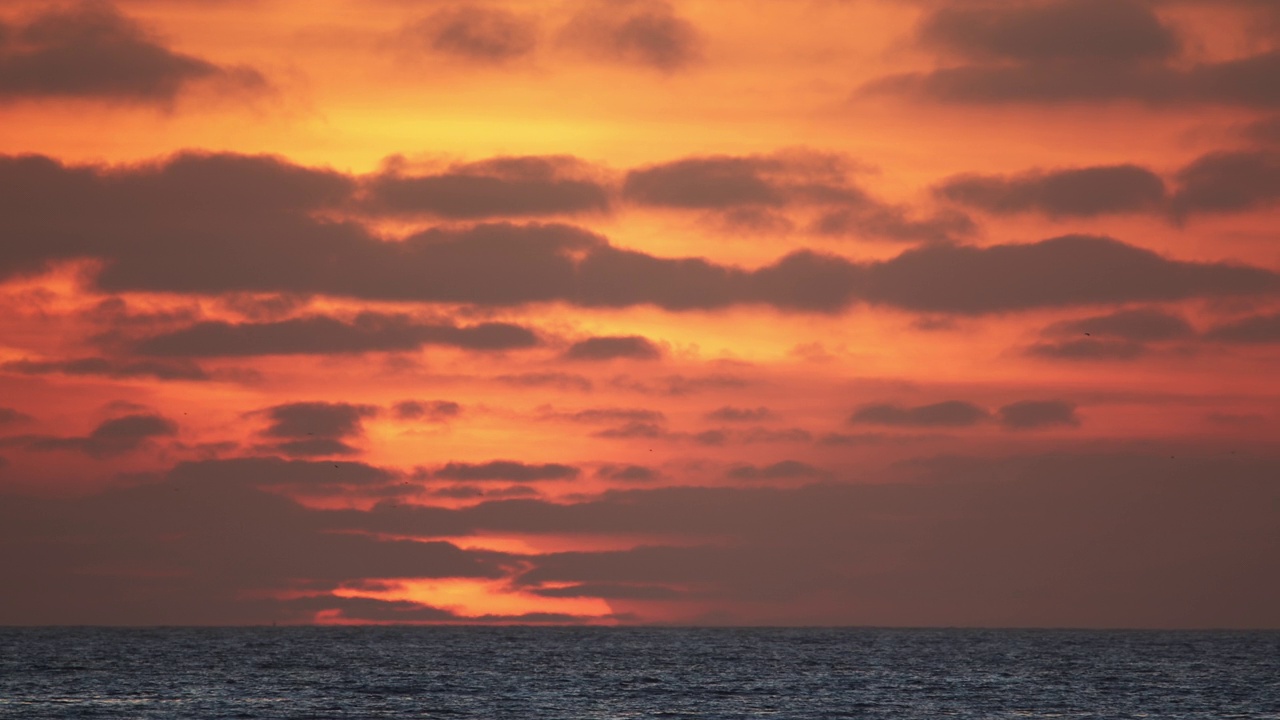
[{"x1": 1, "y1": 627, "x2": 1277, "y2": 719}]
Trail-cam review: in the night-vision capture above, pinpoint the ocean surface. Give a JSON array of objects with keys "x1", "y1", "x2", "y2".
[{"x1": 1, "y1": 627, "x2": 1277, "y2": 719}]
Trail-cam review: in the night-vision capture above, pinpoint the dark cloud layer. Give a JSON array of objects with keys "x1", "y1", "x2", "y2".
[
  {"x1": 2, "y1": 451, "x2": 1278, "y2": 626},
  {"x1": 624, "y1": 153, "x2": 971, "y2": 243},
  {"x1": 393, "y1": 400, "x2": 461, "y2": 422},
  {"x1": 365, "y1": 157, "x2": 609, "y2": 219},
  {"x1": 1205, "y1": 313, "x2": 1280, "y2": 343},
  {"x1": 850, "y1": 401, "x2": 990, "y2": 428},
  {"x1": 434, "y1": 461, "x2": 580, "y2": 482},
  {"x1": 870, "y1": 0, "x2": 1280, "y2": 107},
  {"x1": 1027, "y1": 338, "x2": 1148, "y2": 361},
  {"x1": 1170, "y1": 151, "x2": 1280, "y2": 218},
  {"x1": 726, "y1": 460, "x2": 824, "y2": 480},
  {"x1": 260, "y1": 402, "x2": 376, "y2": 441},
  {"x1": 3, "y1": 154, "x2": 1276, "y2": 315},
  {"x1": 136, "y1": 314, "x2": 539, "y2": 356},
  {"x1": 402, "y1": 6, "x2": 537, "y2": 63},
  {"x1": 1045, "y1": 308, "x2": 1195, "y2": 342},
  {"x1": 2, "y1": 356, "x2": 209, "y2": 381},
  {"x1": 560, "y1": 0, "x2": 702, "y2": 72},
  {"x1": 0, "y1": 408, "x2": 33, "y2": 425},
  {"x1": 936, "y1": 165, "x2": 1167, "y2": 217},
  {"x1": 25, "y1": 413, "x2": 177, "y2": 458},
  {"x1": 0, "y1": 2, "x2": 264, "y2": 103},
  {"x1": 998, "y1": 400, "x2": 1081, "y2": 430},
  {"x1": 564, "y1": 335, "x2": 662, "y2": 361},
  {"x1": 919, "y1": 0, "x2": 1178, "y2": 64}
]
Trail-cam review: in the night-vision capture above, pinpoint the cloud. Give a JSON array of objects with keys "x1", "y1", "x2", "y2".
[
  {"x1": 135, "y1": 314, "x2": 540, "y2": 356},
  {"x1": 4, "y1": 450, "x2": 1278, "y2": 626},
  {"x1": 867, "y1": 0, "x2": 1280, "y2": 107},
  {"x1": 1205, "y1": 313, "x2": 1280, "y2": 343},
  {"x1": 918, "y1": 0, "x2": 1178, "y2": 63},
  {"x1": 1170, "y1": 151, "x2": 1280, "y2": 218},
  {"x1": 726, "y1": 460, "x2": 824, "y2": 480},
  {"x1": 860, "y1": 235, "x2": 1278, "y2": 314},
  {"x1": 559, "y1": 0, "x2": 702, "y2": 72},
  {"x1": 564, "y1": 335, "x2": 662, "y2": 361},
  {"x1": 623, "y1": 152, "x2": 969, "y2": 243},
  {"x1": 850, "y1": 401, "x2": 990, "y2": 428},
  {"x1": 364, "y1": 156, "x2": 609, "y2": 219},
  {"x1": 1245, "y1": 116, "x2": 1280, "y2": 146},
  {"x1": 593, "y1": 421, "x2": 668, "y2": 439},
  {"x1": 1, "y1": 356, "x2": 209, "y2": 381},
  {"x1": 705, "y1": 406, "x2": 776, "y2": 422},
  {"x1": 495, "y1": 372, "x2": 593, "y2": 392},
  {"x1": 935, "y1": 165, "x2": 1167, "y2": 217},
  {"x1": 0, "y1": 408, "x2": 33, "y2": 425},
  {"x1": 596, "y1": 464, "x2": 659, "y2": 482},
  {"x1": 26, "y1": 413, "x2": 177, "y2": 457},
  {"x1": 434, "y1": 460, "x2": 580, "y2": 482},
  {"x1": 623, "y1": 155, "x2": 791, "y2": 209},
  {"x1": 529, "y1": 583, "x2": 679, "y2": 600},
  {"x1": 997, "y1": 400, "x2": 1081, "y2": 430},
  {"x1": 738, "y1": 427, "x2": 813, "y2": 444},
  {"x1": 0, "y1": 457, "x2": 510, "y2": 624},
  {"x1": 1026, "y1": 338, "x2": 1148, "y2": 360},
  {"x1": 400, "y1": 5, "x2": 537, "y2": 63},
  {"x1": 1043, "y1": 308, "x2": 1195, "y2": 342},
  {"x1": 393, "y1": 400, "x2": 461, "y2": 422},
  {"x1": 560, "y1": 407, "x2": 665, "y2": 424},
  {"x1": 0, "y1": 1, "x2": 265, "y2": 104},
  {"x1": 260, "y1": 402, "x2": 376, "y2": 441},
  {"x1": 5, "y1": 154, "x2": 1276, "y2": 315}
]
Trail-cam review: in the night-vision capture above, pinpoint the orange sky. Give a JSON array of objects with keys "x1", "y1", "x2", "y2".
[{"x1": 0, "y1": 0, "x2": 1277, "y2": 628}]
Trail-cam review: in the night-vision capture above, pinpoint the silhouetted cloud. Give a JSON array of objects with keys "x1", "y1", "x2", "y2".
[
  {"x1": 726, "y1": 460, "x2": 824, "y2": 480},
  {"x1": 0, "y1": 2, "x2": 265, "y2": 103},
  {"x1": 135, "y1": 314, "x2": 539, "y2": 356},
  {"x1": 868, "y1": 0, "x2": 1280, "y2": 107},
  {"x1": 564, "y1": 335, "x2": 662, "y2": 361},
  {"x1": 997, "y1": 400, "x2": 1081, "y2": 430},
  {"x1": 593, "y1": 421, "x2": 668, "y2": 439},
  {"x1": 705, "y1": 406, "x2": 776, "y2": 422},
  {"x1": 623, "y1": 152, "x2": 969, "y2": 243},
  {"x1": 559, "y1": 0, "x2": 702, "y2": 72},
  {"x1": 393, "y1": 400, "x2": 461, "y2": 421},
  {"x1": 495, "y1": 372, "x2": 593, "y2": 392},
  {"x1": 260, "y1": 402, "x2": 376, "y2": 441},
  {"x1": 400, "y1": 5, "x2": 537, "y2": 63},
  {"x1": 1, "y1": 356, "x2": 209, "y2": 381},
  {"x1": 935, "y1": 165, "x2": 1167, "y2": 217},
  {"x1": 850, "y1": 401, "x2": 989, "y2": 428},
  {"x1": 1043, "y1": 308, "x2": 1195, "y2": 342},
  {"x1": 364, "y1": 156, "x2": 609, "y2": 219},
  {"x1": 1026, "y1": 338, "x2": 1148, "y2": 360},
  {"x1": 1205, "y1": 313, "x2": 1280, "y2": 343},
  {"x1": 561, "y1": 407, "x2": 665, "y2": 424},
  {"x1": 596, "y1": 464, "x2": 659, "y2": 482},
  {"x1": 530, "y1": 583, "x2": 679, "y2": 600},
  {"x1": 26, "y1": 413, "x2": 177, "y2": 457},
  {"x1": 738, "y1": 427, "x2": 813, "y2": 444},
  {"x1": 599, "y1": 461, "x2": 660, "y2": 479},
  {"x1": 5, "y1": 154, "x2": 1276, "y2": 314},
  {"x1": 859, "y1": 235, "x2": 1278, "y2": 314},
  {"x1": 1170, "y1": 151, "x2": 1280, "y2": 218},
  {"x1": 434, "y1": 460, "x2": 580, "y2": 482},
  {"x1": 1245, "y1": 115, "x2": 1280, "y2": 146},
  {"x1": 919, "y1": 0, "x2": 1178, "y2": 63},
  {"x1": 0, "y1": 408, "x2": 33, "y2": 425}
]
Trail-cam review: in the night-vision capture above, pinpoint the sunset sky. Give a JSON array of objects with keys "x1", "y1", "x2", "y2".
[{"x1": 1, "y1": 0, "x2": 1278, "y2": 628}]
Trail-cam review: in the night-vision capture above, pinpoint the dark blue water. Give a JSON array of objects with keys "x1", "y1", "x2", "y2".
[{"x1": 1, "y1": 627, "x2": 1277, "y2": 719}]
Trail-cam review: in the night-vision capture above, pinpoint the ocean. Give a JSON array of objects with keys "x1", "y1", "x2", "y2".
[{"x1": 1, "y1": 627, "x2": 1277, "y2": 719}]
